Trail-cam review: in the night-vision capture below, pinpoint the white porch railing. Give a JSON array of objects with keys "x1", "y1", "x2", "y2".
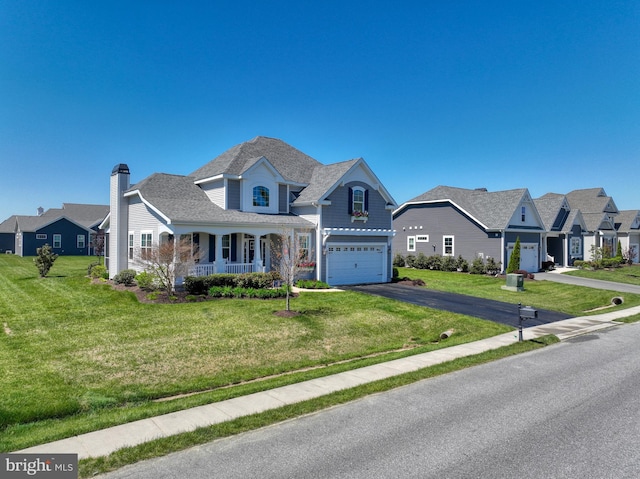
[
  {"x1": 225, "y1": 263, "x2": 255, "y2": 274},
  {"x1": 188, "y1": 262, "x2": 259, "y2": 276}
]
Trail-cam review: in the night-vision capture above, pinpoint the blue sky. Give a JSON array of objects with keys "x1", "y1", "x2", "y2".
[{"x1": 1, "y1": 1, "x2": 638, "y2": 222}]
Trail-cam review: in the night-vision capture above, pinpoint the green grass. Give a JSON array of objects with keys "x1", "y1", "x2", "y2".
[
  {"x1": 562, "y1": 264, "x2": 640, "y2": 286},
  {"x1": 78, "y1": 335, "x2": 558, "y2": 478},
  {"x1": 395, "y1": 267, "x2": 640, "y2": 314},
  {"x1": 0, "y1": 256, "x2": 511, "y2": 451}
]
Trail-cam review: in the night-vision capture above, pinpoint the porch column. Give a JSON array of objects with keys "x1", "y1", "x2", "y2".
[
  {"x1": 215, "y1": 235, "x2": 224, "y2": 273},
  {"x1": 255, "y1": 235, "x2": 263, "y2": 271}
]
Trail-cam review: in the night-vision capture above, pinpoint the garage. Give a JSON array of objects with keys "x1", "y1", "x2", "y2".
[
  {"x1": 507, "y1": 242, "x2": 539, "y2": 273},
  {"x1": 326, "y1": 243, "x2": 387, "y2": 285}
]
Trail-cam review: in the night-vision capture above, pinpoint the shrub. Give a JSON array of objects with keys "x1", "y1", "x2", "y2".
[
  {"x1": 404, "y1": 254, "x2": 416, "y2": 268},
  {"x1": 135, "y1": 271, "x2": 157, "y2": 290},
  {"x1": 470, "y1": 257, "x2": 486, "y2": 275},
  {"x1": 573, "y1": 260, "x2": 587, "y2": 269},
  {"x1": 87, "y1": 261, "x2": 100, "y2": 276},
  {"x1": 89, "y1": 264, "x2": 108, "y2": 279},
  {"x1": 392, "y1": 267, "x2": 399, "y2": 279},
  {"x1": 236, "y1": 272, "x2": 278, "y2": 289},
  {"x1": 296, "y1": 279, "x2": 331, "y2": 289},
  {"x1": 426, "y1": 254, "x2": 443, "y2": 270},
  {"x1": 33, "y1": 244, "x2": 58, "y2": 278},
  {"x1": 506, "y1": 237, "x2": 521, "y2": 274},
  {"x1": 486, "y1": 257, "x2": 501, "y2": 275},
  {"x1": 393, "y1": 253, "x2": 406, "y2": 268},
  {"x1": 602, "y1": 257, "x2": 622, "y2": 269},
  {"x1": 455, "y1": 255, "x2": 469, "y2": 272},
  {"x1": 441, "y1": 255, "x2": 457, "y2": 272},
  {"x1": 412, "y1": 253, "x2": 428, "y2": 269},
  {"x1": 113, "y1": 269, "x2": 137, "y2": 286}
]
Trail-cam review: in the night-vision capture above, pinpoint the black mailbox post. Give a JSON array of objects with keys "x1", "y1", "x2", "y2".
[{"x1": 518, "y1": 303, "x2": 538, "y2": 342}]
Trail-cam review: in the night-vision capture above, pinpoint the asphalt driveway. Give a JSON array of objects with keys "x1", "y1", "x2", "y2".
[{"x1": 344, "y1": 283, "x2": 572, "y2": 328}]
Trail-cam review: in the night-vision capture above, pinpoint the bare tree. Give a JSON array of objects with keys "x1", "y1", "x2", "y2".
[
  {"x1": 623, "y1": 246, "x2": 638, "y2": 265},
  {"x1": 135, "y1": 235, "x2": 200, "y2": 295},
  {"x1": 270, "y1": 228, "x2": 315, "y2": 311},
  {"x1": 91, "y1": 229, "x2": 106, "y2": 264}
]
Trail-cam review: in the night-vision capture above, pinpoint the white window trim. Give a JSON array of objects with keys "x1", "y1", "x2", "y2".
[
  {"x1": 53, "y1": 234, "x2": 62, "y2": 248},
  {"x1": 252, "y1": 185, "x2": 270, "y2": 207},
  {"x1": 407, "y1": 236, "x2": 416, "y2": 252},
  {"x1": 128, "y1": 232, "x2": 135, "y2": 260},
  {"x1": 77, "y1": 234, "x2": 86, "y2": 248},
  {"x1": 416, "y1": 235, "x2": 429, "y2": 242},
  {"x1": 36, "y1": 233, "x2": 47, "y2": 240},
  {"x1": 221, "y1": 234, "x2": 230, "y2": 260},
  {"x1": 443, "y1": 235, "x2": 454, "y2": 256},
  {"x1": 352, "y1": 186, "x2": 365, "y2": 214},
  {"x1": 570, "y1": 237, "x2": 581, "y2": 255},
  {"x1": 140, "y1": 231, "x2": 153, "y2": 259}
]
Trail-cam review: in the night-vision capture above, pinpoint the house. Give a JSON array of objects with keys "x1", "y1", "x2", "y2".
[
  {"x1": 565, "y1": 188, "x2": 619, "y2": 260},
  {"x1": 0, "y1": 204, "x2": 109, "y2": 256},
  {"x1": 534, "y1": 193, "x2": 588, "y2": 267},
  {"x1": 393, "y1": 186, "x2": 545, "y2": 273},
  {"x1": 104, "y1": 136, "x2": 397, "y2": 285},
  {"x1": 615, "y1": 210, "x2": 640, "y2": 264}
]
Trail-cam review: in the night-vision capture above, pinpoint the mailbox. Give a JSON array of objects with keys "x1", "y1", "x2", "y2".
[{"x1": 520, "y1": 305, "x2": 538, "y2": 319}]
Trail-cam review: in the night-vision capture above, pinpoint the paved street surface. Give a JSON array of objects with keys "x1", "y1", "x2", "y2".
[
  {"x1": 345, "y1": 283, "x2": 571, "y2": 327},
  {"x1": 98, "y1": 323, "x2": 640, "y2": 479}
]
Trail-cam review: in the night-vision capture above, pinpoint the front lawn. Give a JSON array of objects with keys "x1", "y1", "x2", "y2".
[
  {"x1": 562, "y1": 264, "x2": 640, "y2": 286},
  {"x1": 0, "y1": 256, "x2": 511, "y2": 450},
  {"x1": 395, "y1": 267, "x2": 640, "y2": 314}
]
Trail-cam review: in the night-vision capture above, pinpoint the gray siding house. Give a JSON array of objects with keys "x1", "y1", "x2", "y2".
[
  {"x1": 615, "y1": 210, "x2": 640, "y2": 264},
  {"x1": 103, "y1": 136, "x2": 397, "y2": 286},
  {"x1": 393, "y1": 186, "x2": 545, "y2": 273},
  {"x1": 534, "y1": 193, "x2": 587, "y2": 267},
  {"x1": 0, "y1": 204, "x2": 109, "y2": 256},
  {"x1": 565, "y1": 188, "x2": 619, "y2": 260}
]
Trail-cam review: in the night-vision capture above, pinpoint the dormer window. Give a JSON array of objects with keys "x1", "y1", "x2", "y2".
[
  {"x1": 349, "y1": 186, "x2": 368, "y2": 215},
  {"x1": 253, "y1": 186, "x2": 269, "y2": 207}
]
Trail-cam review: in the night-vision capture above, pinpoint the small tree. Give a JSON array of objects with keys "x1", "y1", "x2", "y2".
[
  {"x1": 506, "y1": 237, "x2": 521, "y2": 274},
  {"x1": 623, "y1": 246, "x2": 638, "y2": 266},
  {"x1": 615, "y1": 240, "x2": 623, "y2": 262},
  {"x1": 34, "y1": 244, "x2": 58, "y2": 277},
  {"x1": 91, "y1": 229, "x2": 106, "y2": 265},
  {"x1": 270, "y1": 228, "x2": 314, "y2": 311},
  {"x1": 135, "y1": 236, "x2": 199, "y2": 295}
]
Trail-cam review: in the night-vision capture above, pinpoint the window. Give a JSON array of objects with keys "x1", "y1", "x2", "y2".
[
  {"x1": 53, "y1": 234, "x2": 61, "y2": 248},
  {"x1": 36, "y1": 234, "x2": 47, "y2": 240},
  {"x1": 443, "y1": 236, "x2": 454, "y2": 256},
  {"x1": 298, "y1": 233, "x2": 311, "y2": 263},
  {"x1": 221, "y1": 234, "x2": 230, "y2": 260},
  {"x1": 407, "y1": 236, "x2": 416, "y2": 252},
  {"x1": 141, "y1": 232, "x2": 152, "y2": 259},
  {"x1": 77, "y1": 235, "x2": 85, "y2": 249},
  {"x1": 570, "y1": 237, "x2": 581, "y2": 256},
  {"x1": 253, "y1": 186, "x2": 269, "y2": 207},
  {"x1": 521, "y1": 206, "x2": 526, "y2": 222},
  {"x1": 129, "y1": 233, "x2": 134, "y2": 260},
  {"x1": 352, "y1": 187, "x2": 365, "y2": 214},
  {"x1": 416, "y1": 235, "x2": 429, "y2": 242}
]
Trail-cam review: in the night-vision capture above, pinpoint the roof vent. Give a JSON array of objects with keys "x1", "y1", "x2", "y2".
[{"x1": 474, "y1": 188, "x2": 488, "y2": 192}]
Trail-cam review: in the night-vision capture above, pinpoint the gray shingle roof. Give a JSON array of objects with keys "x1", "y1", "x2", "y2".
[
  {"x1": 407, "y1": 185, "x2": 529, "y2": 230},
  {"x1": 566, "y1": 188, "x2": 618, "y2": 214},
  {"x1": 616, "y1": 210, "x2": 640, "y2": 233},
  {"x1": 189, "y1": 136, "x2": 322, "y2": 183},
  {"x1": 534, "y1": 193, "x2": 568, "y2": 231},
  {"x1": 131, "y1": 173, "x2": 313, "y2": 227},
  {"x1": 1, "y1": 204, "x2": 110, "y2": 233},
  {"x1": 293, "y1": 159, "x2": 360, "y2": 204}
]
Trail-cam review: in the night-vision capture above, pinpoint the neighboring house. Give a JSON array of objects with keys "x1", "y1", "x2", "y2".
[
  {"x1": 565, "y1": 188, "x2": 619, "y2": 260},
  {"x1": 104, "y1": 136, "x2": 397, "y2": 286},
  {"x1": 393, "y1": 186, "x2": 545, "y2": 273},
  {"x1": 0, "y1": 203, "x2": 109, "y2": 256},
  {"x1": 615, "y1": 210, "x2": 640, "y2": 264},
  {"x1": 534, "y1": 193, "x2": 588, "y2": 267}
]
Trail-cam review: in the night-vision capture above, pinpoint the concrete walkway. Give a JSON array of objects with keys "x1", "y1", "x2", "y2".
[
  {"x1": 537, "y1": 267, "x2": 640, "y2": 294},
  {"x1": 17, "y1": 302, "x2": 640, "y2": 460}
]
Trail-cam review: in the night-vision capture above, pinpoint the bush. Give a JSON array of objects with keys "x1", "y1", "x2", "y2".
[
  {"x1": 455, "y1": 255, "x2": 469, "y2": 272},
  {"x1": 296, "y1": 279, "x2": 331, "y2": 289},
  {"x1": 236, "y1": 272, "x2": 280, "y2": 289},
  {"x1": 426, "y1": 254, "x2": 443, "y2": 270},
  {"x1": 87, "y1": 261, "x2": 100, "y2": 276},
  {"x1": 113, "y1": 269, "x2": 137, "y2": 286},
  {"x1": 33, "y1": 244, "x2": 58, "y2": 278},
  {"x1": 413, "y1": 252, "x2": 429, "y2": 269},
  {"x1": 392, "y1": 267, "x2": 399, "y2": 279},
  {"x1": 486, "y1": 257, "x2": 501, "y2": 275},
  {"x1": 404, "y1": 254, "x2": 416, "y2": 268},
  {"x1": 393, "y1": 253, "x2": 405, "y2": 268},
  {"x1": 135, "y1": 271, "x2": 158, "y2": 290},
  {"x1": 441, "y1": 255, "x2": 457, "y2": 272},
  {"x1": 89, "y1": 264, "x2": 108, "y2": 279},
  {"x1": 470, "y1": 257, "x2": 486, "y2": 275}
]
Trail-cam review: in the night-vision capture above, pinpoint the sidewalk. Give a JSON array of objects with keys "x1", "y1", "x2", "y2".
[{"x1": 17, "y1": 304, "x2": 640, "y2": 460}]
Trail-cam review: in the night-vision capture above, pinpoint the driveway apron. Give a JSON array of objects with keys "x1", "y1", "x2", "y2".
[{"x1": 344, "y1": 283, "x2": 571, "y2": 328}]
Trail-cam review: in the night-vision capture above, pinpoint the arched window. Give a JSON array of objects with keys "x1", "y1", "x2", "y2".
[{"x1": 253, "y1": 186, "x2": 269, "y2": 207}]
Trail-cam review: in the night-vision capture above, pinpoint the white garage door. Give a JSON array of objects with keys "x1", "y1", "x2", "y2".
[
  {"x1": 326, "y1": 243, "x2": 386, "y2": 285},
  {"x1": 507, "y1": 242, "x2": 539, "y2": 273}
]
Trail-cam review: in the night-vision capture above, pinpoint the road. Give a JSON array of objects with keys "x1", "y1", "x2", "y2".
[{"x1": 100, "y1": 323, "x2": 640, "y2": 479}]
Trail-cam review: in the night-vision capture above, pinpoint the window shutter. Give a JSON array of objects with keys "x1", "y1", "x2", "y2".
[
  {"x1": 348, "y1": 187, "x2": 353, "y2": 215},
  {"x1": 364, "y1": 190, "x2": 369, "y2": 211}
]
